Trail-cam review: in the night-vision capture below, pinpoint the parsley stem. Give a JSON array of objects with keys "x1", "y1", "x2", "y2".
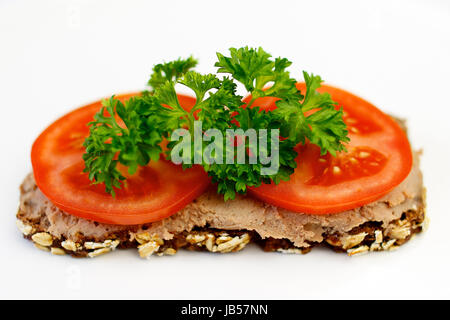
[
  {"x1": 187, "y1": 113, "x2": 195, "y2": 136},
  {"x1": 189, "y1": 100, "x2": 206, "y2": 115}
]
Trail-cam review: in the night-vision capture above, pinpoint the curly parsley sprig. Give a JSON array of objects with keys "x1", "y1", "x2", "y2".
[
  {"x1": 273, "y1": 71, "x2": 349, "y2": 155},
  {"x1": 82, "y1": 95, "x2": 166, "y2": 196},
  {"x1": 147, "y1": 56, "x2": 198, "y2": 91},
  {"x1": 83, "y1": 47, "x2": 349, "y2": 200},
  {"x1": 215, "y1": 47, "x2": 302, "y2": 108}
]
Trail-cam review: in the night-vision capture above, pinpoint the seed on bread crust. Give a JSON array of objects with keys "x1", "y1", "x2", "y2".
[
  {"x1": 205, "y1": 234, "x2": 215, "y2": 251},
  {"x1": 85, "y1": 240, "x2": 120, "y2": 250},
  {"x1": 374, "y1": 230, "x2": 383, "y2": 244},
  {"x1": 138, "y1": 240, "x2": 160, "y2": 259},
  {"x1": 276, "y1": 248, "x2": 304, "y2": 254},
  {"x1": 216, "y1": 234, "x2": 250, "y2": 253},
  {"x1": 382, "y1": 239, "x2": 397, "y2": 250},
  {"x1": 186, "y1": 234, "x2": 206, "y2": 244},
  {"x1": 84, "y1": 242, "x2": 105, "y2": 250},
  {"x1": 61, "y1": 240, "x2": 81, "y2": 252},
  {"x1": 162, "y1": 248, "x2": 177, "y2": 255},
  {"x1": 216, "y1": 235, "x2": 233, "y2": 244},
  {"x1": 51, "y1": 247, "x2": 66, "y2": 255},
  {"x1": 16, "y1": 219, "x2": 33, "y2": 236},
  {"x1": 341, "y1": 232, "x2": 367, "y2": 250},
  {"x1": 347, "y1": 245, "x2": 369, "y2": 256},
  {"x1": 370, "y1": 242, "x2": 381, "y2": 251},
  {"x1": 31, "y1": 232, "x2": 53, "y2": 247},
  {"x1": 88, "y1": 247, "x2": 111, "y2": 258},
  {"x1": 183, "y1": 231, "x2": 251, "y2": 253},
  {"x1": 386, "y1": 219, "x2": 411, "y2": 240},
  {"x1": 34, "y1": 243, "x2": 50, "y2": 252}
]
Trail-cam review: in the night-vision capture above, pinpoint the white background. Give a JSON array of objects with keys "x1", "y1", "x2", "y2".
[{"x1": 1, "y1": 0, "x2": 449, "y2": 299}]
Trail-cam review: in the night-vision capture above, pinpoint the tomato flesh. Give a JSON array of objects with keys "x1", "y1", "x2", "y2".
[
  {"x1": 247, "y1": 83, "x2": 413, "y2": 214},
  {"x1": 31, "y1": 93, "x2": 209, "y2": 225}
]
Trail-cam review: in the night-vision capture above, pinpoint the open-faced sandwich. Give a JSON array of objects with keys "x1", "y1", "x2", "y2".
[{"x1": 17, "y1": 47, "x2": 427, "y2": 258}]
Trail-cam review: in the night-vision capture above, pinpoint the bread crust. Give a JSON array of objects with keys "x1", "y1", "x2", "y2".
[{"x1": 16, "y1": 173, "x2": 426, "y2": 258}]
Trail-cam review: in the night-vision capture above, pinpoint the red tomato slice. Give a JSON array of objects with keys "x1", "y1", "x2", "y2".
[
  {"x1": 31, "y1": 93, "x2": 210, "y2": 225},
  {"x1": 247, "y1": 83, "x2": 413, "y2": 214}
]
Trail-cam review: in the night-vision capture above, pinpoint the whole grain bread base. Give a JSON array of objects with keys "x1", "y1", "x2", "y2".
[{"x1": 16, "y1": 149, "x2": 426, "y2": 258}]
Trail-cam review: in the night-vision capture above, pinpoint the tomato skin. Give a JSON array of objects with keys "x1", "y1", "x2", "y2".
[
  {"x1": 247, "y1": 83, "x2": 413, "y2": 214},
  {"x1": 31, "y1": 93, "x2": 209, "y2": 225}
]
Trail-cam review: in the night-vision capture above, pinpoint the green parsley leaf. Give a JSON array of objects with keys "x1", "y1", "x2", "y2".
[
  {"x1": 202, "y1": 106, "x2": 298, "y2": 199},
  {"x1": 274, "y1": 71, "x2": 350, "y2": 155},
  {"x1": 215, "y1": 47, "x2": 273, "y2": 92},
  {"x1": 178, "y1": 71, "x2": 221, "y2": 102},
  {"x1": 215, "y1": 47, "x2": 301, "y2": 104},
  {"x1": 148, "y1": 56, "x2": 198, "y2": 91}
]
